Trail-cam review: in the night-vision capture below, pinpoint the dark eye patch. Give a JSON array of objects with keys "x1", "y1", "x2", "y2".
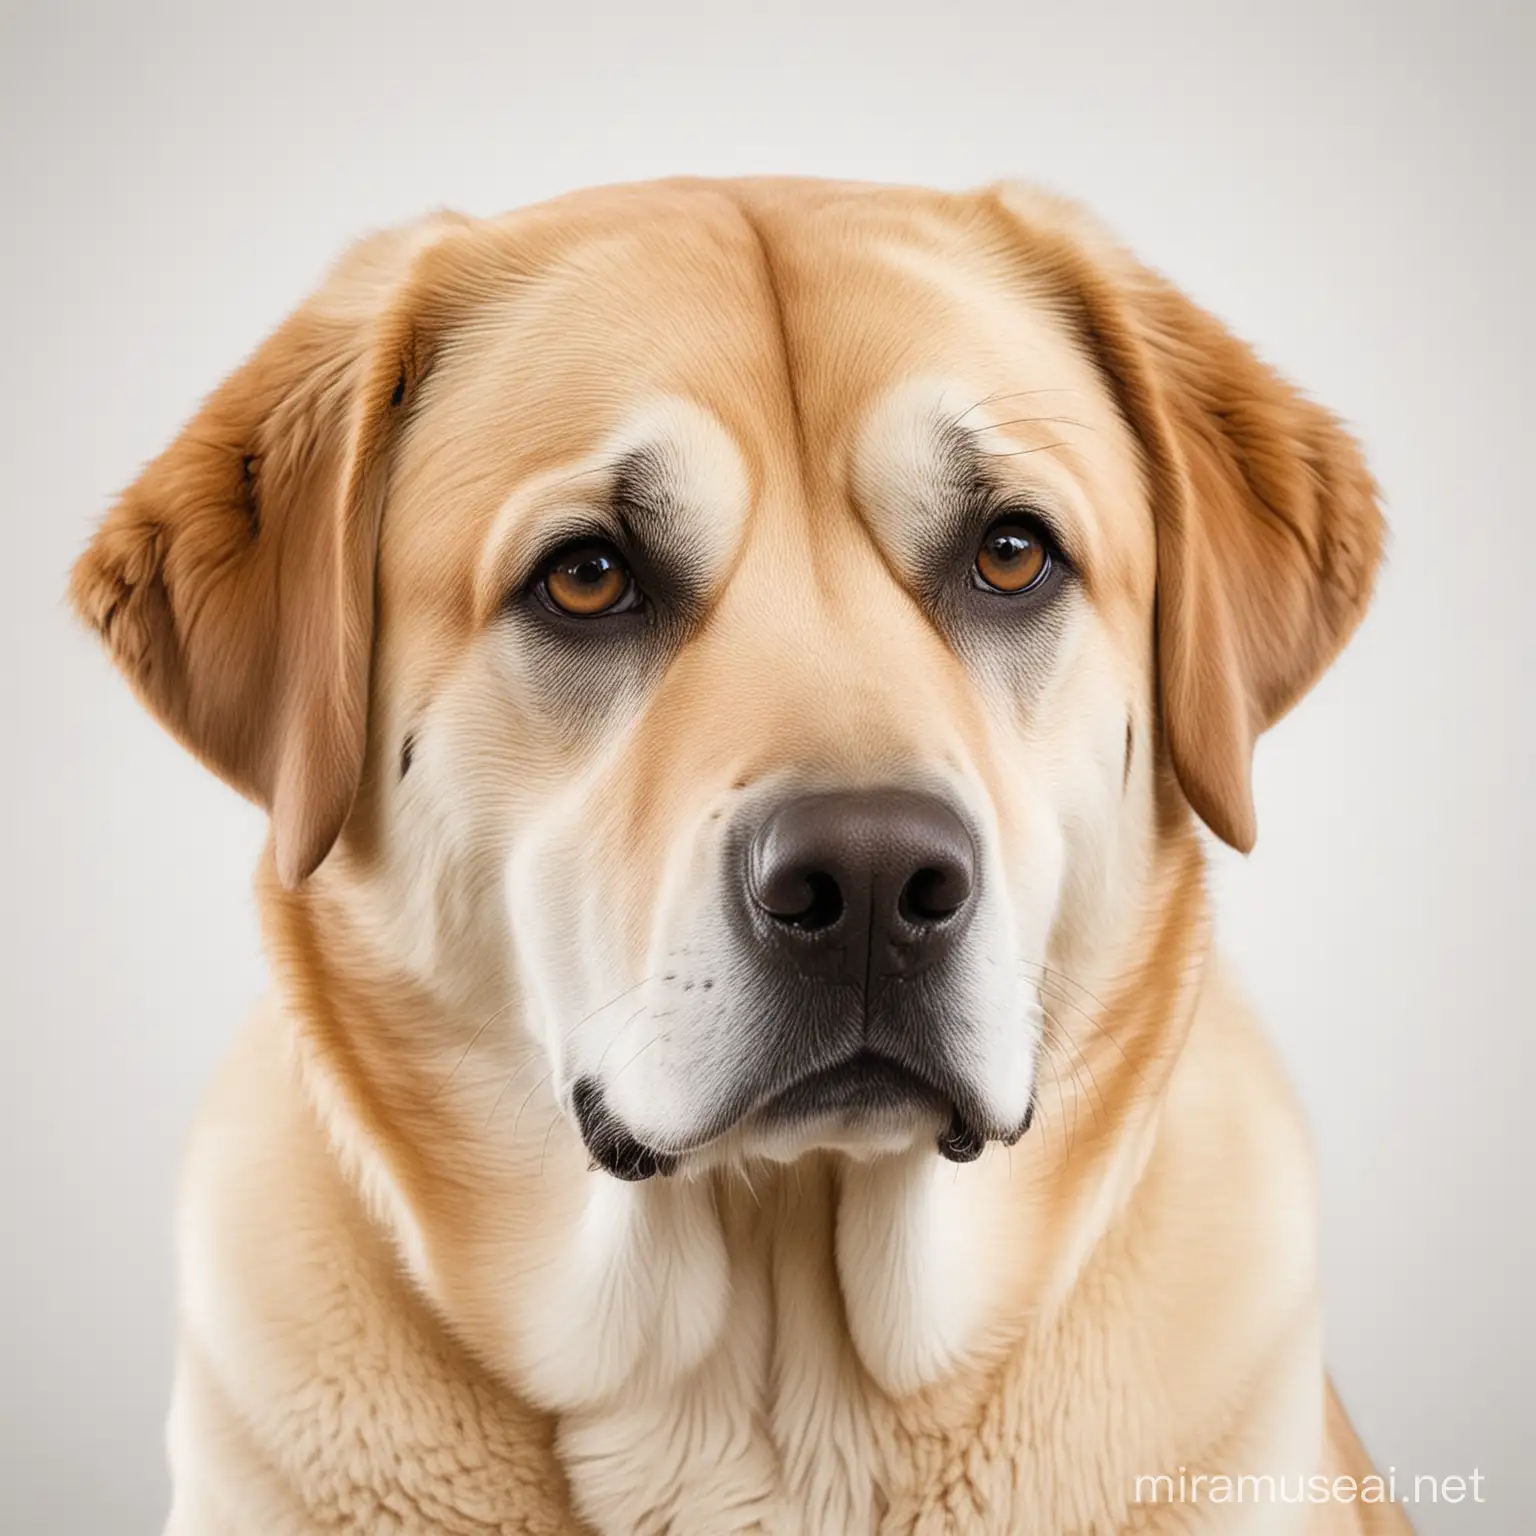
[
  {"x1": 500, "y1": 449, "x2": 709, "y2": 628},
  {"x1": 494, "y1": 449, "x2": 714, "y2": 736},
  {"x1": 896, "y1": 426, "x2": 1079, "y2": 706},
  {"x1": 906, "y1": 426, "x2": 1075, "y2": 619}
]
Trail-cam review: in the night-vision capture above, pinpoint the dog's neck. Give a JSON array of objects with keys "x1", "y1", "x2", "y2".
[{"x1": 259, "y1": 815, "x2": 1209, "y2": 1425}]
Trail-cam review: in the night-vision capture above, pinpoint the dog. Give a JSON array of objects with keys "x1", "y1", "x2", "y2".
[{"x1": 72, "y1": 177, "x2": 1408, "y2": 1535}]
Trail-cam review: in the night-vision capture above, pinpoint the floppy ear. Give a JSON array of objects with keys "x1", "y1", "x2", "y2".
[
  {"x1": 70, "y1": 217, "x2": 465, "y2": 887},
  {"x1": 991, "y1": 186, "x2": 1385, "y2": 851}
]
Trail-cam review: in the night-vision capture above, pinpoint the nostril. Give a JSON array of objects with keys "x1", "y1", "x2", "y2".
[
  {"x1": 899, "y1": 864, "x2": 970, "y2": 925},
  {"x1": 765, "y1": 870, "x2": 845, "y2": 932},
  {"x1": 750, "y1": 790, "x2": 976, "y2": 959}
]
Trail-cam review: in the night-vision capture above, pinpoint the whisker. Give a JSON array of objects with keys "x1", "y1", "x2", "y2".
[
  {"x1": 1028, "y1": 1082, "x2": 1058, "y2": 1160},
  {"x1": 1036, "y1": 1048, "x2": 1082, "y2": 1156},
  {"x1": 951, "y1": 386, "x2": 1084, "y2": 426},
  {"x1": 959, "y1": 413, "x2": 1094, "y2": 435},
  {"x1": 1032, "y1": 984, "x2": 1131, "y2": 1070},
  {"x1": 430, "y1": 1000, "x2": 514, "y2": 1101},
  {"x1": 486, "y1": 1057, "x2": 537, "y2": 1130},
  {"x1": 539, "y1": 1104, "x2": 564, "y2": 1178},
  {"x1": 1018, "y1": 958, "x2": 1112, "y2": 1015},
  {"x1": 1040, "y1": 1016, "x2": 1109, "y2": 1128},
  {"x1": 593, "y1": 1004, "x2": 650, "y2": 1077},
  {"x1": 505, "y1": 1066, "x2": 553, "y2": 1139},
  {"x1": 974, "y1": 441, "x2": 1072, "y2": 459},
  {"x1": 481, "y1": 1043, "x2": 553, "y2": 1111},
  {"x1": 435, "y1": 1050, "x2": 548, "y2": 1098},
  {"x1": 1018, "y1": 963, "x2": 1133, "y2": 1070},
  {"x1": 1047, "y1": 1033, "x2": 1073, "y2": 1158},
  {"x1": 437, "y1": 973, "x2": 657, "y2": 1107},
  {"x1": 570, "y1": 973, "x2": 658, "y2": 1035},
  {"x1": 609, "y1": 1031, "x2": 666, "y2": 1084}
]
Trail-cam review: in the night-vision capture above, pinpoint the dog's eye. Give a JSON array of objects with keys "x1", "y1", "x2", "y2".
[
  {"x1": 974, "y1": 519, "x2": 1052, "y2": 594},
  {"x1": 540, "y1": 542, "x2": 639, "y2": 617}
]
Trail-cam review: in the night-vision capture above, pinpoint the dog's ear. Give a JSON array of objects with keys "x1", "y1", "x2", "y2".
[
  {"x1": 70, "y1": 216, "x2": 466, "y2": 886},
  {"x1": 992, "y1": 187, "x2": 1385, "y2": 851},
  {"x1": 1126, "y1": 273, "x2": 1385, "y2": 852}
]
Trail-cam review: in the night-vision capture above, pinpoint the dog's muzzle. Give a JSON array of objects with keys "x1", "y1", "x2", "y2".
[{"x1": 570, "y1": 787, "x2": 1034, "y2": 1178}]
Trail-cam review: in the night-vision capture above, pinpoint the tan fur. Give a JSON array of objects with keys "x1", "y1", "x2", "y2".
[{"x1": 73, "y1": 177, "x2": 1406, "y2": 1534}]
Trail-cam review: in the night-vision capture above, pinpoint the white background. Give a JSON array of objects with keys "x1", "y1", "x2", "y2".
[{"x1": 1, "y1": 1, "x2": 1530, "y2": 1530}]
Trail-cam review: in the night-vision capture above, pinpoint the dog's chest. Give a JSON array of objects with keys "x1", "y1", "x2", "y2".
[
  {"x1": 554, "y1": 1219, "x2": 892, "y2": 1535},
  {"x1": 545, "y1": 1168, "x2": 955, "y2": 1536}
]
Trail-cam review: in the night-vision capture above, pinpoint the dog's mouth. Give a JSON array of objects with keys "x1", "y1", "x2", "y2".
[
  {"x1": 753, "y1": 1049, "x2": 948, "y2": 1124},
  {"x1": 754, "y1": 1050, "x2": 998, "y2": 1164},
  {"x1": 572, "y1": 1050, "x2": 1025, "y2": 1180}
]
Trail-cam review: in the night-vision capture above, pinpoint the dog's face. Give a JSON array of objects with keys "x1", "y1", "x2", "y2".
[
  {"x1": 374, "y1": 204, "x2": 1159, "y2": 1174},
  {"x1": 72, "y1": 180, "x2": 1382, "y2": 1181}
]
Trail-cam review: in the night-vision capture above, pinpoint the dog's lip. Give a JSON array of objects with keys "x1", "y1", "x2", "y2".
[
  {"x1": 572, "y1": 1052, "x2": 952, "y2": 1174},
  {"x1": 750, "y1": 1051, "x2": 1009, "y2": 1164},
  {"x1": 750, "y1": 1049, "x2": 952, "y2": 1124},
  {"x1": 571, "y1": 1076, "x2": 679, "y2": 1181},
  {"x1": 573, "y1": 1051, "x2": 1025, "y2": 1178}
]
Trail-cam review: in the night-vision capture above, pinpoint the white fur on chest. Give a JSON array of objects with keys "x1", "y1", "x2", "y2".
[{"x1": 519, "y1": 1150, "x2": 1005, "y2": 1536}]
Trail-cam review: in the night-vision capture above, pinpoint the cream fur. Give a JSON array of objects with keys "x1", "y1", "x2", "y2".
[
  {"x1": 70, "y1": 177, "x2": 1405, "y2": 1535},
  {"x1": 165, "y1": 963, "x2": 1382, "y2": 1534}
]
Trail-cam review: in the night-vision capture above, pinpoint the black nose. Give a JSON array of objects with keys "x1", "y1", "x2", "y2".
[{"x1": 748, "y1": 789, "x2": 977, "y2": 982}]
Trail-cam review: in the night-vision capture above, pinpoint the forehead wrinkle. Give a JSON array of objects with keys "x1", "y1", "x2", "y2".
[
  {"x1": 730, "y1": 222, "x2": 931, "y2": 603},
  {"x1": 725, "y1": 196, "x2": 812, "y2": 497}
]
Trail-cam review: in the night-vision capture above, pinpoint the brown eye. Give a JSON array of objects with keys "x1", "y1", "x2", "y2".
[
  {"x1": 974, "y1": 520, "x2": 1050, "y2": 594},
  {"x1": 541, "y1": 542, "x2": 637, "y2": 617}
]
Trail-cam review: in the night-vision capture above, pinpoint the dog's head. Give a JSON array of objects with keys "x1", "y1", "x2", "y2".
[{"x1": 72, "y1": 180, "x2": 1382, "y2": 1180}]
